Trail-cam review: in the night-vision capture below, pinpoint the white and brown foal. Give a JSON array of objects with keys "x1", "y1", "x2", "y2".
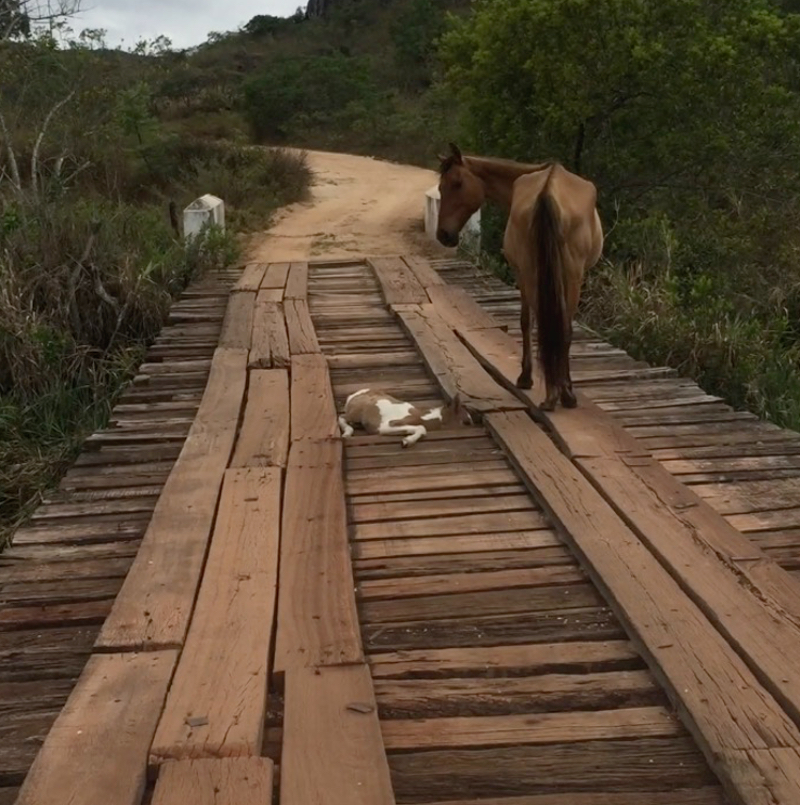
[{"x1": 339, "y1": 388, "x2": 473, "y2": 447}]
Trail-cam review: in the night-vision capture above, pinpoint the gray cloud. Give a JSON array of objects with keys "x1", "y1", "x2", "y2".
[{"x1": 74, "y1": 0, "x2": 303, "y2": 50}]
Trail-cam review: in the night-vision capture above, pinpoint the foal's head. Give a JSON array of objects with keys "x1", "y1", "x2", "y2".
[
  {"x1": 439, "y1": 393, "x2": 474, "y2": 428},
  {"x1": 436, "y1": 143, "x2": 484, "y2": 248}
]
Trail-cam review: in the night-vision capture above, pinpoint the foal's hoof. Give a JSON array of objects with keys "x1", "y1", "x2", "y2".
[
  {"x1": 516, "y1": 374, "x2": 533, "y2": 390},
  {"x1": 541, "y1": 394, "x2": 558, "y2": 412}
]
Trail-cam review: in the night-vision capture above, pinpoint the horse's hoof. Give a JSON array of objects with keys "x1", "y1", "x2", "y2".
[
  {"x1": 516, "y1": 375, "x2": 533, "y2": 390},
  {"x1": 541, "y1": 394, "x2": 558, "y2": 412},
  {"x1": 561, "y1": 390, "x2": 578, "y2": 409}
]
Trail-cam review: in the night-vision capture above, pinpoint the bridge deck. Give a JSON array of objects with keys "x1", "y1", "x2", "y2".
[{"x1": 3, "y1": 254, "x2": 800, "y2": 804}]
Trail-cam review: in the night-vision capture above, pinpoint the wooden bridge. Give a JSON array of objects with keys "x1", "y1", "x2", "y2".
[{"x1": 3, "y1": 253, "x2": 800, "y2": 805}]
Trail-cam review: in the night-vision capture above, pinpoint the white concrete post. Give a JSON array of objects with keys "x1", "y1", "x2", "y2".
[
  {"x1": 424, "y1": 185, "x2": 481, "y2": 253},
  {"x1": 183, "y1": 194, "x2": 225, "y2": 242}
]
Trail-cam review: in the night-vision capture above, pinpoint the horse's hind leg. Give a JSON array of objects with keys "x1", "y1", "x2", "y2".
[
  {"x1": 516, "y1": 293, "x2": 533, "y2": 390},
  {"x1": 560, "y1": 321, "x2": 577, "y2": 408}
]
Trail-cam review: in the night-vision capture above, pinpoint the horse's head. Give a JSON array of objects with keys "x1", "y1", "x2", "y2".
[{"x1": 436, "y1": 142, "x2": 484, "y2": 248}]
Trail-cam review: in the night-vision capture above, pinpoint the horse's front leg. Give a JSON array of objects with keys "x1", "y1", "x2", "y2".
[{"x1": 516, "y1": 293, "x2": 533, "y2": 390}]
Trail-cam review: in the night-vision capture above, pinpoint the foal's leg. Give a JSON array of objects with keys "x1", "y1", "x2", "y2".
[
  {"x1": 517, "y1": 297, "x2": 533, "y2": 390},
  {"x1": 338, "y1": 415, "x2": 355, "y2": 438},
  {"x1": 378, "y1": 423, "x2": 427, "y2": 447}
]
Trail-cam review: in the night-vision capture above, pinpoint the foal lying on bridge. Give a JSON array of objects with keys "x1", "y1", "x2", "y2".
[
  {"x1": 436, "y1": 144, "x2": 604, "y2": 410},
  {"x1": 339, "y1": 388, "x2": 473, "y2": 447}
]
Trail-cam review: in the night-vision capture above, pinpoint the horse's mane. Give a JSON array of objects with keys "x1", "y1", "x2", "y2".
[{"x1": 439, "y1": 153, "x2": 555, "y2": 176}]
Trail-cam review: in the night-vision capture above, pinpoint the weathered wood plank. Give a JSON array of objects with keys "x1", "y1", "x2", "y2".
[
  {"x1": 402, "y1": 254, "x2": 446, "y2": 287},
  {"x1": 218, "y1": 292, "x2": 255, "y2": 350},
  {"x1": 151, "y1": 758, "x2": 274, "y2": 805},
  {"x1": 150, "y1": 468, "x2": 280, "y2": 764},
  {"x1": 274, "y1": 440, "x2": 362, "y2": 672},
  {"x1": 249, "y1": 296, "x2": 289, "y2": 369},
  {"x1": 15, "y1": 651, "x2": 176, "y2": 805},
  {"x1": 95, "y1": 348, "x2": 247, "y2": 650},
  {"x1": 261, "y1": 262, "x2": 290, "y2": 290},
  {"x1": 369, "y1": 256, "x2": 429, "y2": 305},
  {"x1": 281, "y1": 664, "x2": 395, "y2": 805},
  {"x1": 231, "y1": 370, "x2": 289, "y2": 468},
  {"x1": 284, "y1": 261, "x2": 309, "y2": 299},
  {"x1": 285, "y1": 299, "x2": 320, "y2": 354},
  {"x1": 290, "y1": 353, "x2": 338, "y2": 443},
  {"x1": 487, "y1": 410, "x2": 800, "y2": 804},
  {"x1": 233, "y1": 264, "x2": 267, "y2": 293}
]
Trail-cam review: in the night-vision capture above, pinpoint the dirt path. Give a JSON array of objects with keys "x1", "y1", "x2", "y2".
[{"x1": 245, "y1": 149, "x2": 453, "y2": 263}]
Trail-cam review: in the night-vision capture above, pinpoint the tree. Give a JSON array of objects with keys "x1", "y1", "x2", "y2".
[
  {"x1": 390, "y1": 0, "x2": 446, "y2": 89},
  {"x1": 1, "y1": 0, "x2": 82, "y2": 40}
]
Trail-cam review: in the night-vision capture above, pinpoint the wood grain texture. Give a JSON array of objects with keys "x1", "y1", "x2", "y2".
[
  {"x1": 249, "y1": 296, "x2": 289, "y2": 369},
  {"x1": 285, "y1": 299, "x2": 320, "y2": 354},
  {"x1": 284, "y1": 261, "x2": 309, "y2": 299},
  {"x1": 15, "y1": 651, "x2": 176, "y2": 805},
  {"x1": 150, "y1": 468, "x2": 280, "y2": 764},
  {"x1": 261, "y1": 262, "x2": 290, "y2": 290},
  {"x1": 369, "y1": 256, "x2": 429, "y2": 305},
  {"x1": 487, "y1": 410, "x2": 800, "y2": 803},
  {"x1": 274, "y1": 439, "x2": 362, "y2": 672},
  {"x1": 152, "y1": 758, "x2": 274, "y2": 805},
  {"x1": 290, "y1": 353, "x2": 338, "y2": 443},
  {"x1": 96, "y1": 347, "x2": 247, "y2": 650},
  {"x1": 233, "y1": 264, "x2": 267, "y2": 293},
  {"x1": 231, "y1": 369, "x2": 289, "y2": 467},
  {"x1": 402, "y1": 254, "x2": 446, "y2": 287},
  {"x1": 281, "y1": 664, "x2": 395, "y2": 805},
  {"x1": 218, "y1": 292, "x2": 255, "y2": 350}
]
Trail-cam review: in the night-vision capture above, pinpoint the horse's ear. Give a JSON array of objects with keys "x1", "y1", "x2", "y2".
[
  {"x1": 449, "y1": 142, "x2": 463, "y2": 163},
  {"x1": 437, "y1": 152, "x2": 448, "y2": 163}
]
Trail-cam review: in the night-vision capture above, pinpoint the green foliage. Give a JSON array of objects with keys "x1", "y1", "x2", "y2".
[
  {"x1": 390, "y1": 0, "x2": 446, "y2": 88},
  {"x1": 441, "y1": 0, "x2": 800, "y2": 431}
]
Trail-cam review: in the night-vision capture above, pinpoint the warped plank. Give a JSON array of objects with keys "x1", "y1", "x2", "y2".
[
  {"x1": 261, "y1": 262, "x2": 290, "y2": 290},
  {"x1": 231, "y1": 370, "x2": 289, "y2": 468},
  {"x1": 96, "y1": 348, "x2": 247, "y2": 650},
  {"x1": 290, "y1": 354, "x2": 338, "y2": 443},
  {"x1": 152, "y1": 758, "x2": 273, "y2": 805},
  {"x1": 218, "y1": 292, "x2": 255, "y2": 350},
  {"x1": 249, "y1": 296, "x2": 289, "y2": 369},
  {"x1": 395, "y1": 306, "x2": 523, "y2": 413},
  {"x1": 368, "y1": 640, "x2": 639, "y2": 679},
  {"x1": 274, "y1": 440, "x2": 362, "y2": 672},
  {"x1": 369, "y1": 256, "x2": 428, "y2": 305},
  {"x1": 284, "y1": 261, "x2": 309, "y2": 299},
  {"x1": 381, "y1": 706, "x2": 681, "y2": 750},
  {"x1": 402, "y1": 254, "x2": 446, "y2": 287},
  {"x1": 285, "y1": 299, "x2": 320, "y2": 354},
  {"x1": 150, "y1": 468, "x2": 280, "y2": 764},
  {"x1": 281, "y1": 664, "x2": 395, "y2": 805},
  {"x1": 233, "y1": 264, "x2": 267, "y2": 293},
  {"x1": 426, "y1": 286, "x2": 502, "y2": 330},
  {"x1": 487, "y1": 410, "x2": 800, "y2": 804},
  {"x1": 15, "y1": 651, "x2": 175, "y2": 805}
]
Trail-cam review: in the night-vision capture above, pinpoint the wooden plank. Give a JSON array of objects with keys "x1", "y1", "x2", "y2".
[
  {"x1": 394, "y1": 307, "x2": 523, "y2": 414},
  {"x1": 96, "y1": 348, "x2": 247, "y2": 650},
  {"x1": 402, "y1": 254, "x2": 446, "y2": 287},
  {"x1": 218, "y1": 292, "x2": 255, "y2": 350},
  {"x1": 274, "y1": 440, "x2": 362, "y2": 672},
  {"x1": 290, "y1": 354, "x2": 338, "y2": 443},
  {"x1": 351, "y1": 510, "x2": 549, "y2": 540},
  {"x1": 458, "y1": 323, "x2": 800, "y2": 623},
  {"x1": 426, "y1": 286, "x2": 502, "y2": 330},
  {"x1": 231, "y1": 370, "x2": 289, "y2": 467},
  {"x1": 369, "y1": 256, "x2": 429, "y2": 305},
  {"x1": 284, "y1": 261, "x2": 309, "y2": 299},
  {"x1": 233, "y1": 264, "x2": 267, "y2": 293},
  {"x1": 368, "y1": 640, "x2": 640, "y2": 679},
  {"x1": 416, "y1": 791, "x2": 727, "y2": 805},
  {"x1": 486, "y1": 410, "x2": 800, "y2": 803},
  {"x1": 284, "y1": 299, "x2": 320, "y2": 354},
  {"x1": 249, "y1": 296, "x2": 289, "y2": 369},
  {"x1": 281, "y1": 664, "x2": 395, "y2": 805},
  {"x1": 261, "y1": 262, "x2": 290, "y2": 290},
  {"x1": 150, "y1": 468, "x2": 280, "y2": 764},
  {"x1": 152, "y1": 758, "x2": 274, "y2": 805},
  {"x1": 15, "y1": 651, "x2": 176, "y2": 805},
  {"x1": 381, "y1": 706, "x2": 681, "y2": 750}
]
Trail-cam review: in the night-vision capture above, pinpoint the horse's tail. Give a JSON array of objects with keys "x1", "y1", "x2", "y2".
[{"x1": 534, "y1": 168, "x2": 568, "y2": 394}]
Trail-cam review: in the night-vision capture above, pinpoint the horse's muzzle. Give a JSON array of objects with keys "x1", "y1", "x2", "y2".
[{"x1": 436, "y1": 229, "x2": 459, "y2": 248}]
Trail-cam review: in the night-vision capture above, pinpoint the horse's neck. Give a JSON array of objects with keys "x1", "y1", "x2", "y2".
[{"x1": 465, "y1": 156, "x2": 550, "y2": 210}]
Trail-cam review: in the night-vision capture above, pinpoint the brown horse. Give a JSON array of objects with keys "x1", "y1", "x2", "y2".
[{"x1": 436, "y1": 143, "x2": 603, "y2": 410}]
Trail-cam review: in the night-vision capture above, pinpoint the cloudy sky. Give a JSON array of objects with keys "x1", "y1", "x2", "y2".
[{"x1": 74, "y1": 0, "x2": 303, "y2": 50}]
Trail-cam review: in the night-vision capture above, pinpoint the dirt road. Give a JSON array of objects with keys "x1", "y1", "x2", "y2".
[{"x1": 245, "y1": 149, "x2": 453, "y2": 263}]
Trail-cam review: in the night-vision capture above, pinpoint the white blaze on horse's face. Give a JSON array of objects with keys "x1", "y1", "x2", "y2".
[{"x1": 436, "y1": 151, "x2": 485, "y2": 248}]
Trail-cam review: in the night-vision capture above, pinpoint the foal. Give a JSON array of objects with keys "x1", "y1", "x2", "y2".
[
  {"x1": 435, "y1": 143, "x2": 604, "y2": 410},
  {"x1": 339, "y1": 388, "x2": 473, "y2": 447}
]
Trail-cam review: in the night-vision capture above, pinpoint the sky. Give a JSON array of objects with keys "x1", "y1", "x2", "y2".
[{"x1": 73, "y1": 0, "x2": 303, "y2": 50}]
